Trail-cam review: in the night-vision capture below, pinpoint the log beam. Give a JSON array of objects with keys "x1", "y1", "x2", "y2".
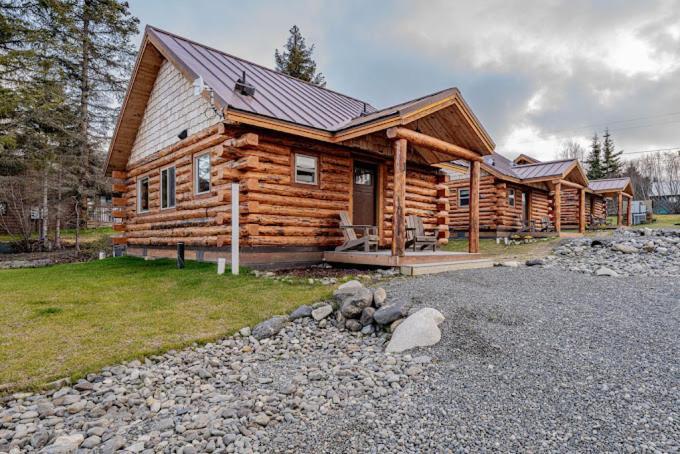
[
  {"x1": 386, "y1": 127, "x2": 483, "y2": 162},
  {"x1": 224, "y1": 132, "x2": 259, "y2": 149},
  {"x1": 579, "y1": 188, "x2": 586, "y2": 233},
  {"x1": 625, "y1": 193, "x2": 632, "y2": 226},
  {"x1": 469, "y1": 160, "x2": 480, "y2": 253},
  {"x1": 391, "y1": 138, "x2": 407, "y2": 257},
  {"x1": 617, "y1": 192, "x2": 623, "y2": 226},
  {"x1": 554, "y1": 182, "x2": 561, "y2": 233}
]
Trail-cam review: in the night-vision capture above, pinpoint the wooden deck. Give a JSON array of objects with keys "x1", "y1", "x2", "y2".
[{"x1": 322, "y1": 249, "x2": 494, "y2": 275}]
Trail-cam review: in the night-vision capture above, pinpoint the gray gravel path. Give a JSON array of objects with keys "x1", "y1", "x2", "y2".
[{"x1": 272, "y1": 268, "x2": 680, "y2": 452}]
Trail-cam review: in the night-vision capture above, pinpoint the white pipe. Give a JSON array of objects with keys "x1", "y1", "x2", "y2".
[
  {"x1": 217, "y1": 258, "x2": 226, "y2": 275},
  {"x1": 231, "y1": 182, "x2": 240, "y2": 275}
]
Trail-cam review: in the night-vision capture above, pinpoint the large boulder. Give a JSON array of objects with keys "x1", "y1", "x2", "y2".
[
  {"x1": 360, "y1": 307, "x2": 375, "y2": 326},
  {"x1": 252, "y1": 316, "x2": 288, "y2": 340},
  {"x1": 373, "y1": 300, "x2": 408, "y2": 325},
  {"x1": 612, "y1": 243, "x2": 639, "y2": 254},
  {"x1": 386, "y1": 308, "x2": 445, "y2": 353},
  {"x1": 311, "y1": 305, "x2": 333, "y2": 321},
  {"x1": 339, "y1": 287, "x2": 373, "y2": 318},
  {"x1": 333, "y1": 280, "x2": 364, "y2": 302},
  {"x1": 289, "y1": 305, "x2": 313, "y2": 321}
]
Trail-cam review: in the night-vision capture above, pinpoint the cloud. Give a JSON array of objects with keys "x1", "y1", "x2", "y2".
[{"x1": 129, "y1": 0, "x2": 680, "y2": 161}]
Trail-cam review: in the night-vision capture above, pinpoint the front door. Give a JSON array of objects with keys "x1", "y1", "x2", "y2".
[
  {"x1": 352, "y1": 162, "x2": 377, "y2": 227},
  {"x1": 522, "y1": 191, "x2": 530, "y2": 226}
]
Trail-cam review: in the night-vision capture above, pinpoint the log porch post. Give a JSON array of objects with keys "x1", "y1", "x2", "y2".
[
  {"x1": 626, "y1": 194, "x2": 632, "y2": 226},
  {"x1": 469, "y1": 160, "x2": 480, "y2": 253},
  {"x1": 391, "y1": 138, "x2": 407, "y2": 257},
  {"x1": 553, "y1": 182, "x2": 562, "y2": 234},
  {"x1": 578, "y1": 188, "x2": 586, "y2": 233},
  {"x1": 617, "y1": 192, "x2": 623, "y2": 226}
]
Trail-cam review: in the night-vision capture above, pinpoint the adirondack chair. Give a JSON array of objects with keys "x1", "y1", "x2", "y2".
[
  {"x1": 518, "y1": 215, "x2": 536, "y2": 233},
  {"x1": 538, "y1": 216, "x2": 556, "y2": 232},
  {"x1": 335, "y1": 212, "x2": 378, "y2": 252},
  {"x1": 405, "y1": 215, "x2": 438, "y2": 251}
]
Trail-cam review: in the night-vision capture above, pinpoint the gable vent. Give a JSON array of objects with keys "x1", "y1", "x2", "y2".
[{"x1": 235, "y1": 71, "x2": 256, "y2": 96}]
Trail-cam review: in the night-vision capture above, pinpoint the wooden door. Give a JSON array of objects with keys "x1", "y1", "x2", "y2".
[
  {"x1": 352, "y1": 162, "x2": 377, "y2": 227},
  {"x1": 522, "y1": 191, "x2": 530, "y2": 226}
]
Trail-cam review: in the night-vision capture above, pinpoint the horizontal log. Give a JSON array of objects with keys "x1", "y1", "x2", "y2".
[{"x1": 386, "y1": 127, "x2": 483, "y2": 162}]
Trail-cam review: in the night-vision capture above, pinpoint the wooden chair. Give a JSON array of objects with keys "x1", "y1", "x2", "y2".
[
  {"x1": 405, "y1": 215, "x2": 437, "y2": 251},
  {"x1": 538, "y1": 216, "x2": 555, "y2": 232},
  {"x1": 518, "y1": 215, "x2": 536, "y2": 233},
  {"x1": 335, "y1": 212, "x2": 378, "y2": 252}
]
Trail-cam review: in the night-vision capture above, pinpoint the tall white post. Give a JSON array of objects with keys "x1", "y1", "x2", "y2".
[{"x1": 231, "y1": 182, "x2": 240, "y2": 275}]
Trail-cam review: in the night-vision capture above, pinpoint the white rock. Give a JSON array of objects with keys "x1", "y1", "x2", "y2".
[
  {"x1": 595, "y1": 267, "x2": 619, "y2": 277},
  {"x1": 500, "y1": 261, "x2": 520, "y2": 268},
  {"x1": 386, "y1": 308, "x2": 445, "y2": 353},
  {"x1": 42, "y1": 434, "x2": 84, "y2": 453},
  {"x1": 311, "y1": 305, "x2": 333, "y2": 321}
]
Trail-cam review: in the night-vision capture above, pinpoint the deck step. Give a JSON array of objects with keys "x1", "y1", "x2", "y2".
[{"x1": 400, "y1": 258, "x2": 494, "y2": 276}]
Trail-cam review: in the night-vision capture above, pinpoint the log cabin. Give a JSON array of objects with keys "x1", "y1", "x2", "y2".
[
  {"x1": 104, "y1": 26, "x2": 496, "y2": 268},
  {"x1": 588, "y1": 177, "x2": 634, "y2": 226},
  {"x1": 441, "y1": 152, "x2": 614, "y2": 236}
]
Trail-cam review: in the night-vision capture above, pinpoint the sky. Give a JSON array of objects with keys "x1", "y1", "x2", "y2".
[{"x1": 127, "y1": 0, "x2": 680, "y2": 161}]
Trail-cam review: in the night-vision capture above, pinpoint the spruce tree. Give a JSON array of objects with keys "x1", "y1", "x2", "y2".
[
  {"x1": 275, "y1": 25, "x2": 325, "y2": 86},
  {"x1": 601, "y1": 128, "x2": 623, "y2": 177},
  {"x1": 585, "y1": 133, "x2": 604, "y2": 180}
]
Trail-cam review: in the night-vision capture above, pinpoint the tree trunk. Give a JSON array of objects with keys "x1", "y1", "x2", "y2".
[
  {"x1": 78, "y1": 0, "x2": 92, "y2": 227},
  {"x1": 41, "y1": 166, "x2": 49, "y2": 249},
  {"x1": 55, "y1": 162, "x2": 63, "y2": 249}
]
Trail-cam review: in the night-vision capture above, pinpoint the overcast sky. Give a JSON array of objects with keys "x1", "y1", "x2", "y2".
[{"x1": 128, "y1": 0, "x2": 680, "y2": 161}]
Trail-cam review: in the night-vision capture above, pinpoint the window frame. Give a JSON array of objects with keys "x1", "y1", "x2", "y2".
[
  {"x1": 508, "y1": 188, "x2": 516, "y2": 207},
  {"x1": 458, "y1": 188, "x2": 470, "y2": 208},
  {"x1": 160, "y1": 165, "x2": 176, "y2": 210},
  {"x1": 194, "y1": 152, "x2": 212, "y2": 195},
  {"x1": 137, "y1": 176, "x2": 150, "y2": 214},
  {"x1": 293, "y1": 153, "x2": 319, "y2": 186}
]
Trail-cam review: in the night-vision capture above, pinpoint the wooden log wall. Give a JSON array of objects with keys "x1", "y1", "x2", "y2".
[
  {"x1": 113, "y1": 123, "x2": 443, "y2": 249},
  {"x1": 447, "y1": 175, "x2": 498, "y2": 230},
  {"x1": 447, "y1": 176, "x2": 552, "y2": 232},
  {"x1": 588, "y1": 194, "x2": 607, "y2": 222},
  {"x1": 560, "y1": 187, "x2": 580, "y2": 226}
]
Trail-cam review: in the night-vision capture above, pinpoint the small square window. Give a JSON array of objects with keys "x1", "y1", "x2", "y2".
[
  {"x1": 508, "y1": 188, "x2": 516, "y2": 207},
  {"x1": 161, "y1": 167, "x2": 176, "y2": 209},
  {"x1": 194, "y1": 153, "x2": 211, "y2": 194},
  {"x1": 458, "y1": 188, "x2": 470, "y2": 207},
  {"x1": 294, "y1": 154, "x2": 318, "y2": 185},
  {"x1": 137, "y1": 177, "x2": 150, "y2": 213}
]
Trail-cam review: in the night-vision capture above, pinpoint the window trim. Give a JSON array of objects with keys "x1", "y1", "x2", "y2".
[
  {"x1": 193, "y1": 152, "x2": 211, "y2": 195},
  {"x1": 293, "y1": 153, "x2": 319, "y2": 186},
  {"x1": 137, "y1": 176, "x2": 150, "y2": 214},
  {"x1": 508, "y1": 188, "x2": 516, "y2": 207},
  {"x1": 160, "y1": 165, "x2": 176, "y2": 210},
  {"x1": 458, "y1": 188, "x2": 470, "y2": 207}
]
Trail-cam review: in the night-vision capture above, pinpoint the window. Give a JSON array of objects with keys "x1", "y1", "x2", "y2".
[
  {"x1": 354, "y1": 167, "x2": 373, "y2": 185},
  {"x1": 294, "y1": 154, "x2": 318, "y2": 185},
  {"x1": 0, "y1": 201, "x2": 6, "y2": 216},
  {"x1": 508, "y1": 188, "x2": 516, "y2": 207},
  {"x1": 160, "y1": 166, "x2": 176, "y2": 209},
  {"x1": 194, "y1": 153, "x2": 211, "y2": 194},
  {"x1": 458, "y1": 188, "x2": 470, "y2": 207},
  {"x1": 137, "y1": 177, "x2": 150, "y2": 213}
]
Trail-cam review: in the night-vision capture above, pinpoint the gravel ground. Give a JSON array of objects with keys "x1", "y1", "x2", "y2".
[
  {"x1": 271, "y1": 268, "x2": 680, "y2": 452},
  {"x1": 2, "y1": 267, "x2": 678, "y2": 453}
]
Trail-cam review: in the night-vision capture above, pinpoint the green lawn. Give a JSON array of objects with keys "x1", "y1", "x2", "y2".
[
  {"x1": 0, "y1": 226, "x2": 114, "y2": 244},
  {"x1": 649, "y1": 214, "x2": 680, "y2": 228},
  {"x1": 443, "y1": 236, "x2": 562, "y2": 260},
  {"x1": 0, "y1": 257, "x2": 331, "y2": 392}
]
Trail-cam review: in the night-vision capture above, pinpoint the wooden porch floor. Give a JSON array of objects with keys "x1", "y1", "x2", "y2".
[{"x1": 322, "y1": 249, "x2": 495, "y2": 275}]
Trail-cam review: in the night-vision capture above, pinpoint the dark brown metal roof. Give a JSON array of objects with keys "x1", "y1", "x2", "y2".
[
  {"x1": 588, "y1": 177, "x2": 631, "y2": 192},
  {"x1": 148, "y1": 26, "x2": 376, "y2": 131},
  {"x1": 512, "y1": 159, "x2": 575, "y2": 180}
]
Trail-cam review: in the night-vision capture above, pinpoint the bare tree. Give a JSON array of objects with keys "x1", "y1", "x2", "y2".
[
  {"x1": 631, "y1": 151, "x2": 680, "y2": 213},
  {"x1": 557, "y1": 139, "x2": 586, "y2": 162},
  {"x1": 0, "y1": 175, "x2": 41, "y2": 251}
]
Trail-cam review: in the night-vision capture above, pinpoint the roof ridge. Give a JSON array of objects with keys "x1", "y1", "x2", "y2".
[
  {"x1": 146, "y1": 25, "x2": 376, "y2": 110},
  {"x1": 590, "y1": 177, "x2": 629, "y2": 181},
  {"x1": 513, "y1": 158, "x2": 576, "y2": 168}
]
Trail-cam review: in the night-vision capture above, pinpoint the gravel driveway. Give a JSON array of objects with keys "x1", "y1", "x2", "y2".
[{"x1": 273, "y1": 268, "x2": 679, "y2": 452}]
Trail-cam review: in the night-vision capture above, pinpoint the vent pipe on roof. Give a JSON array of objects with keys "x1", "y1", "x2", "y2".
[{"x1": 235, "y1": 70, "x2": 256, "y2": 96}]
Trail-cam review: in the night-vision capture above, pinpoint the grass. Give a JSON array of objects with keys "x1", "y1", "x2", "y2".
[
  {"x1": 649, "y1": 214, "x2": 680, "y2": 228},
  {"x1": 0, "y1": 257, "x2": 331, "y2": 392},
  {"x1": 0, "y1": 226, "x2": 113, "y2": 244},
  {"x1": 443, "y1": 236, "x2": 562, "y2": 260}
]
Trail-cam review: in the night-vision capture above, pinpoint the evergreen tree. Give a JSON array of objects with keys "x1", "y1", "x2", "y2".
[
  {"x1": 275, "y1": 25, "x2": 325, "y2": 86},
  {"x1": 585, "y1": 133, "x2": 604, "y2": 179},
  {"x1": 601, "y1": 128, "x2": 623, "y2": 177}
]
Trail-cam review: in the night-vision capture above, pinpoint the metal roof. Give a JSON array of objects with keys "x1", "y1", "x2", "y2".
[
  {"x1": 148, "y1": 26, "x2": 377, "y2": 131},
  {"x1": 588, "y1": 177, "x2": 631, "y2": 192},
  {"x1": 512, "y1": 159, "x2": 575, "y2": 180}
]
